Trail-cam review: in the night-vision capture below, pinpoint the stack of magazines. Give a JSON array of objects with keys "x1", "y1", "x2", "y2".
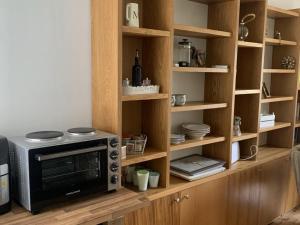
[
  {"x1": 260, "y1": 113, "x2": 275, "y2": 128},
  {"x1": 170, "y1": 154, "x2": 226, "y2": 181}
]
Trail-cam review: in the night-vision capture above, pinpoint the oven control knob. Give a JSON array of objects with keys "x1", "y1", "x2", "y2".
[
  {"x1": 110, "y1": 163, "x2": 119, "y2": 172},
  {"x1": 110, "y1": 138, "x2": 119, "y2": 148},
  {"x1": 110, "y1": 151, "x2": 119, "y2": 160},
  {"x1": 111, "y1": 175, "x2": 119, "y2": 184}
]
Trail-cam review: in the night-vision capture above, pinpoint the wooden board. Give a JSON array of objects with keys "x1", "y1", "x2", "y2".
[
  {"x1": 174, "y1": 24, "x2": 231, "y2": 38},
  {"x1": 259, "y1": 122, "x2": 292, "y2": 133},
  {"x1": 265, "y1": 37, "x2": 297, "y2": 46},
  {"x1": 170, "y1": 136, "x2": 226, "y2": 151},
  {"x1": 235, "y1": 89, "x2": 260, "y2": 95},
  {"x1": 267, "y1": 5, "x2": 299, "y2": 18},
  {"x1": 171, "y1": 102, "x2": 227, "y2": 112},
  {"x1": 122, "y1": 148, "x2": 167, "y2": 167},
  {"x1": 238, "y1": 41, "x2": 264, "y2": 48},
  {"x1": 173, "y1": 67, "x2": 229, "y2": 73},
  {"x1": 2, "y1": 189, "x2": 149, "y2": 225},
  {"x1": 261, "y1": 96, "x2": 294, "y2": 103},
  {"x1": 122, "y1": 26, "x2": 170, "y2": 37},
  {"x1": 232, "y1": 132, "x2": 258, "y2": 142}
]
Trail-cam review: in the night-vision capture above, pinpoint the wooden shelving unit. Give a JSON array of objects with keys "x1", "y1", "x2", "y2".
[
  {"x1": 171, "y1": 102, "x2": 227, "y2": 112},
  {"x1": 92, "y1": 0, "x2": 300, "y2": 191},
  {"x1": 173, "y1": 67, "x2": 229, "y2": 73}
]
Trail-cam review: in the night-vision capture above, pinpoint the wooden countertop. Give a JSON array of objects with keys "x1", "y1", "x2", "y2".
[
  {"x1": 0, "y1": 188, "x2": 149, "y2": 225},
  {"x1": 1, "y1": 147, "x2": 291, "y2": 225}
]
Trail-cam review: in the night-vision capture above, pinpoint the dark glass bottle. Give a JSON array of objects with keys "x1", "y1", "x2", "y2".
[{"x1": 132, "y1": 50, "x2": 142, "y2": 86}]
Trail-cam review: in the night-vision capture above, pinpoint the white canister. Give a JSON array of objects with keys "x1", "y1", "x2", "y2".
[
  {"x1": 126, "y1": 3, "x2": 139, "y2": 27},
  {"x1": 137, "y1": 170, "x2": 149, "y2": 192},
  {"x1": 148, "y1": 171, "x2": 160, "y2": 188}
]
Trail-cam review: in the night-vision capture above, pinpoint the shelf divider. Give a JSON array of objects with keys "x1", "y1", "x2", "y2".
[
  {"x1": 122, "y1": 93, "x2": 169, "y2": 102},
  {"x1": 171, "y1": 102, "x2": 227, "y2": 112},
  {"x1": 122, "y1": 26, "x2": 170, "y2": 37},
  {"x1": 259, "y1": 122, "x2": 292, "y2": 133},
  {"x1": 122, "y1": 148, "x2": 167, "y2": 167},
  {"x1": 174, "y1": 24, "x2": 231, "y2": 38},
  {"x1": 267, "y1": 5, "x2": 300, "y2": 18},
  {"x1": 232, "y1": 133, "x2": 258, "y2": 142},
  {"x1": 261, "y1": 96, "x2": 294, "y2": 104},
  {"x1": 265, "y1": 37, "x2": 297, "y2": 46},
  {"x1": 173, "y1": 67, "x2": 229, "y2": 73},
  {"x1": 170, "y1": 136, "x2": 225, "y2": 152}
]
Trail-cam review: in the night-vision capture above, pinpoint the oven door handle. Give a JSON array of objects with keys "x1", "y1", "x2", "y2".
[{"x1": 35, "y1": 145, "x2": 107, "y2": 161}]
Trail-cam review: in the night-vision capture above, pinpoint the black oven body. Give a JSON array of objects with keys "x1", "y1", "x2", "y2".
[{"x1": 28, "y1": 139, "x2": 111, "y2": 214}]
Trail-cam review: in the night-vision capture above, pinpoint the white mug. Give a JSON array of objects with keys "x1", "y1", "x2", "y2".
[{"x1": 126, "y1": 3, "x2": 139, "y2": 27}]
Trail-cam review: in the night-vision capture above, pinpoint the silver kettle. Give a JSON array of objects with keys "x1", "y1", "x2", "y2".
[{"x1": 239, "y1": 14, "x2": 256, "y2": 41}]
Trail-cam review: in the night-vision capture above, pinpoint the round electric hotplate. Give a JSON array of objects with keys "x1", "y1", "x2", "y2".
[
  {"x1": 26, "y1": 131, "x2": 64, "y2": 142},
  {"x1": 67, "y1": 127, "x2": 96, "y2": 136}
]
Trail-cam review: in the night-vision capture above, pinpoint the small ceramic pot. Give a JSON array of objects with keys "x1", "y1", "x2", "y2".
[
  {"x1": 126, "y1": 166, "x2": 135, "y2": 183},
  {"x1": 148, "y1": 171, "x2": 160, "y2": 188},
  {"x1": 171, "y1": 95, "x2": 176, "y2": 107},
  {"x1": 175, "y1": 94, "x2": 187, "y2": 106},
  {"x1": 137, "y1": 170, "x2": 150, "y2": 192}
]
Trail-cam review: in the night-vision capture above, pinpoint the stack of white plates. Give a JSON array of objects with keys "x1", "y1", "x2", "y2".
[
  {"x1": 182, "y1": 123, "x2": 211, "y2": 140},
  {"x1": 170, "y1": 134, "x2": 186, "y2": 145}
]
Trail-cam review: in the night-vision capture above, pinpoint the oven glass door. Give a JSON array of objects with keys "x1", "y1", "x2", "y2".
[{"x1": 29, "y1": 141, "x2": 108, "y2": 211}]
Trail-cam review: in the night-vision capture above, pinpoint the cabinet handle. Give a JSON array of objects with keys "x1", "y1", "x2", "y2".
[
  {"x1": 182, "y1": 194, "x2": 190, "y2": 200},
  {"x1": 174, "y1": 197, "x2": 181, "y2": 203}
]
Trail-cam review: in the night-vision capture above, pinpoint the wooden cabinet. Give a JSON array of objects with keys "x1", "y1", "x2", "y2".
[
  {"x1": 227, "y1": 166, "x2": 261, "y2": 225},
  {"x1": 179, "y1": 176, "x2": 229, "y2": 225},
  {"x1": 124, "y1": 156, "x2": 295, "y2": 225},
  {"x1": 258, "y1": 156, "x2": 290, "y2": 225},
  {"x1": 124, "y1": 193, "x2": 180, "y2": 225},
  {"x1": 228, "y1": 156, "x2": 290, "y2": 225}
]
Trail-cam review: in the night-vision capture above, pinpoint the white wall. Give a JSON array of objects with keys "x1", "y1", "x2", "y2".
[
  {"x1": 0, "y1": 0, "x2": 92, "y2": 137},
  {"x1": 0, "y1": 0, "x2": 298, "y2": 138}
]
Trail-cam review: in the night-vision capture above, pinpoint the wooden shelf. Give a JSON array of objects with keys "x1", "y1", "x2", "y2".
[
  {"x1": 173, "y1": 67, "x2": 229, "y2": 73},
  {"x1": 235, "y1": 89, "x2": 260, "y2": 95},
  {"x1": 295, "y1": 121, "x2": 300, "y2": 128},
  {"x1": 122, "y1": 26, "x2": 170, "y2": 37},
  {"x1": 261, "y1": 96, "x2": 294, "y2": 103},
  {"x1": 122, "y1": 93, "x2": 169, "y2": 102},
  {"x1": 263, "y1": 69, "x2": 296, "y2": 74},
  {"x1": 259, "y1": 122, "x2": 292, "y2": 133},
  {"x1": 174, "y1": 24, "x2": 231, "y2": 39},
  {"x1": 122, "y1": 148, "x2": 167, "y2": 167},
  {"x1": 267, "y1": 5, "x2": 299, "y2": 18},
  {"x1": 238, "y1": 41, "x2": 263, "y2": 48},
  {"x1": 232, "y1": 133, "x2": 258, "y2": 142},
  {"x1": 265, "y1": 37, "x2": 297, "y2": 46},
  {"x1": 170, "y1": 136, "x2": 225, "y2": 152},
  {"x1": 171, "y1": 102, "x2": 227, "y2": 112}
]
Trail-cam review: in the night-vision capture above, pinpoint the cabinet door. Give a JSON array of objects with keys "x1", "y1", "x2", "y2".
[
  {"x1": 284, "y1": 160, "x2": 299, "y2": 212},
  {"x1": 179, "y1": 176, "x2": 228, "y2": 225},
  {"x1": 258, "y1": 156, "x2": 290, "y2": 225},
  {"x1": 227, "y1": 166, "x2": 261, "y2": 225},
  {"x1": 123, "y1": 193, "x2": 180, "y2": 225}
]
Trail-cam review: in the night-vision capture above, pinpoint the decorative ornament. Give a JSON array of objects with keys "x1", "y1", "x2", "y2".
[{"x1": 281, "y1": 56, "x2": 296, "y2": 69}]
